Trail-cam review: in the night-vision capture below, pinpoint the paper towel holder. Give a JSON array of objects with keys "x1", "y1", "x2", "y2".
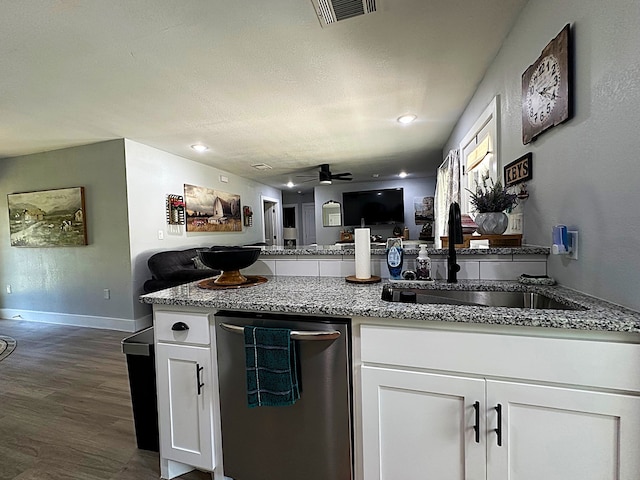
[{"x1": 347, "y1": 227, "x2": 382, "y2": 284}]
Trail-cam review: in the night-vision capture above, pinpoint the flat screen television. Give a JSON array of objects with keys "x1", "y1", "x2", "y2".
[{"x1": 342, "y1": 188, "x2": 404, "y2": 226}]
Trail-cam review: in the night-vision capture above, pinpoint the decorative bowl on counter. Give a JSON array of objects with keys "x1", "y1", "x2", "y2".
[{"x1": 197, "y1": 246, "x2": 262, "y2": 285}]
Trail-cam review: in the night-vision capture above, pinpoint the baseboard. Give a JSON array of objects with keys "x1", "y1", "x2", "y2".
[{"x1": 0, "y1": 308, "x2": 152, "y2": 332}]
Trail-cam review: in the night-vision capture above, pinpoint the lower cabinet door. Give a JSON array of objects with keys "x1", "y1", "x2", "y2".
[
  {"x1": 361, "y1": 365, "x2": 486, "y2": 480},
  {"x1": 156, "y1": 343, "x2": 214, "y2": 471},
  {"x1": 486, "y1": 380, "x2": 640, "y2": 480}
]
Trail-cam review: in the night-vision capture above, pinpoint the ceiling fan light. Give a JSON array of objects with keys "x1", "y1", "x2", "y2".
[{"x1": 319, "y1": 170, "x2": 332, "y2": 184}]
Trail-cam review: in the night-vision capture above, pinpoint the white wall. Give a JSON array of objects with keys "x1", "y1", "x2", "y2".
[
  {"x1": 124, "y1": 140, "x2": 282, "y2": 318},
  {"x1": 314, "y1": 177, "x2": 436, "y2": 245},
  {"x1": 445, "y1": 0, "x2": 640, "y2": 310}
]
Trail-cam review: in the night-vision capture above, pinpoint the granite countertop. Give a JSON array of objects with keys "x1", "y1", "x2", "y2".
[
  {"x1": 140, "y1": 276, "x2": 640, "y2": 334},
  {"x1": 258, "y1": 244, "x2": 550, "y2": 256}
]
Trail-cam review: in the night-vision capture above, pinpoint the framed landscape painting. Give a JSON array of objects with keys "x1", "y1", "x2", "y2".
[
  {"x1": 7, "y1": 187, "x2": 87, "y2": 247},
  {"x1": 184, "y1": 184, "x2": 242, "y2": 232}
]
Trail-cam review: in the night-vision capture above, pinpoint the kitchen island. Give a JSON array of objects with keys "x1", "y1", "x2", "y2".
[
  {"x1": 141, "y1": 275, "x2": 640, "y2": 334},
  {"x1": 141, "y1": 276, "x2": 640, "y2": 480}
]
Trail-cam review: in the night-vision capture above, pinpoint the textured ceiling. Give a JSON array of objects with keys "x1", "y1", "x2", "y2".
[{"x1": 0, "y1": 0, "x2": 528, "y2": 191}]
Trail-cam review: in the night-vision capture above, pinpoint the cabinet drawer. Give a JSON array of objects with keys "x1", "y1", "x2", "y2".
[
  {"x1": 361, "y1": 324, "x2": 640, "y2": 392},
  {"x1": 155, "y1": 311, "x2": 211, "y2": 346}
]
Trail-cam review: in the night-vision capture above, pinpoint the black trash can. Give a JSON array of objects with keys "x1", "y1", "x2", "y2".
[{"x1": 121, "y1": 327, "x2": 159, "y2": 452}]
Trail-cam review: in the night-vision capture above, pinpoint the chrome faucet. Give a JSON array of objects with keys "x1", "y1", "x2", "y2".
[{"x1": 447, "y1": 202, "x2": 464, "y2": 283}]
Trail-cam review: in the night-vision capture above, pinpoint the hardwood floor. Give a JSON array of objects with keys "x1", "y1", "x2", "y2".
[{"x1": 0, "y1": 319, "x2": 211, "y2": 480}]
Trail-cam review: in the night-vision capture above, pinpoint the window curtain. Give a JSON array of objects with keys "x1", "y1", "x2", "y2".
[{"x1": 434, "y1": 149, "x2": 460, "y2": 246}]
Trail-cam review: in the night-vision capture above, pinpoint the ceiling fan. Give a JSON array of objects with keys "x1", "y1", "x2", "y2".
[{"x1": 296, "y1": 164, "x2": 352, "y2": 185}]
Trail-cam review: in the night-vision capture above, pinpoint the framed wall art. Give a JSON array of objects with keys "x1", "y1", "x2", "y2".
[
  {"x1": 504, "y1": 152, "x2": 533, "y2": 188},
  {"x1": 166, "y1": 194, "x2": 185, "y2": 225},
  {"x1": 7, "y1": 187, "x2": 87, "y2": 247},
  {"x1": 414, "y1": 196, "x2": 434, "y2": 225},
  {"x1": 184, "y1": 184, "x2": 242, "y2": 232},
  {"x1": 243, "y1": 206, "x2": 253, "y2": 227}
]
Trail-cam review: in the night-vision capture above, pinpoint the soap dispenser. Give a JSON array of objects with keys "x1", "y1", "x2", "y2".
[
  {"x1": 416, "y1": 244, "x2": 432, "y2": 280},
  {"x1": 386, "y1": 243, "x2": 404, "y2": 279}
]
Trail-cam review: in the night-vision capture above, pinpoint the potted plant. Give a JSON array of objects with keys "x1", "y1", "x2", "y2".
[{"x1": 467, "y1": 175, "x2": 518, "y2": 235}]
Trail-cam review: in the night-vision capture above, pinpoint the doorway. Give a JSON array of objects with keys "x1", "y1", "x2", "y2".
[
  {"x1": 262, "y1": 196, "x2": 281, "y2": 246},
  {"x1": 283, "y1": 204, "x2": 298, "y2": 248},
  {"x1": 302, "y1": 202, "x2": 316, "y2": 245}
]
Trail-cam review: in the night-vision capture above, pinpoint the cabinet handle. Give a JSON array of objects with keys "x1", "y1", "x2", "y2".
[
  {"x1": 196, "y1": 363, "x2": 204, "y2": 395},
  {"x1": 171, "y1": 322, "x2": 189, "y2": 331},
  {"x1": 220, "y1": 322, "x2": 340, "y2": 341},
  {"x1": 494, "y1": 404, "x2": 503, "y2": 447},
  {"x1": 473, "y1": 401, "x2": 480, "y2": 443}
]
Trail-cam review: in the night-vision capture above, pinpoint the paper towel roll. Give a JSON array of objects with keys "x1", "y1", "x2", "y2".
[{"x1": 354, "y1": 228, "x2": 371, "y2": 279}]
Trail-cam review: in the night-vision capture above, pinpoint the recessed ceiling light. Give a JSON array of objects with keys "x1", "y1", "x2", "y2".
[
  {"x1": 286, "y1": 181, "x2": 294, "y2": 188},
  {"x1": 398, "y1": 171, "x2": 408, "y2": 178},
  {"x1": 191, "y1": 144, "x2": 209, "y2": 152},
  {"x1": 397, "y1": 114, "x2": 417, "y2": 124}
]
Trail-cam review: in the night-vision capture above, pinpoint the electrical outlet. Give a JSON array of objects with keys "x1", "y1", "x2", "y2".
[
  {"x1": 158, "y1": 230, "x2": 164, "y2": 240},
  {"x1": 568, "y1": 231, "x2": 579, "y2": 260},
  {"x1": 6, "y1": 284, "x2": 11, "y2": 294},
  {"x1": 103, "y1": 288, "x2": 110, "y2": 300}
]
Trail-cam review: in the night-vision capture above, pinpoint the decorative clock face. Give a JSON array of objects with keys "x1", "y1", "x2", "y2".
[
  {"x1": 526, "y1": 54, "x2": 560, "y2": 126},
  {"x1": 521, "y1": 24, "x2": 571, "y2": 144}
]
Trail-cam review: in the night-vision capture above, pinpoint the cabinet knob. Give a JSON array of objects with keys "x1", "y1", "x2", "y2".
[{"x1": 171, "y1": 321, "x2": 189, "y2": 331}]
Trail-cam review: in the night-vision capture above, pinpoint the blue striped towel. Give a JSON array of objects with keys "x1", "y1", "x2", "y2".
[{"x1": 244, "y1": 326, "x2": 300, "y2": 408}]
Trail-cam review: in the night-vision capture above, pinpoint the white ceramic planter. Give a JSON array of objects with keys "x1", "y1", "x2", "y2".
[{"x1": 474, "y1": 212, "x2": 509, "y2": 235}]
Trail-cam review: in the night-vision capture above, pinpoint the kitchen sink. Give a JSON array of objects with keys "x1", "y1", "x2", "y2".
[{"x1": 385, "y1": 287, "x2": 586, "y2": 311}]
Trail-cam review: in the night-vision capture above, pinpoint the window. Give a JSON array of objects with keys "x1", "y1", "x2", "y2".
[{"x1": 459, "y1": 97, "x2": 499, "y2": 216}]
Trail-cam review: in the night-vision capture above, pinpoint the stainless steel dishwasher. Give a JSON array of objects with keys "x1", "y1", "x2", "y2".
[{"x1": 215, "y1": 310, "x2": 353, "y2": 480}]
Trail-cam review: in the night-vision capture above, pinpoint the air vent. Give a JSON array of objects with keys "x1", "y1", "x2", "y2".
[
  {"x1": 311, "y1": 0, "x2": 378, "y2": 27},
  {"x1": 251, "y1": 163, "x2": 273, "y2": 170}
]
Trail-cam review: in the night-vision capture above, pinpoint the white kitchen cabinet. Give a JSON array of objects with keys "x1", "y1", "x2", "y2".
[
  {"x1": 156, "y1": 343, "x2": 215, "y2": 471},
  {"x1": 154, "y1": 311, "x2": 217, "y2": 479},
  {"x1": 486, "y1": 380, "x2": 640, "y2": 480},
  {"x1": 359, "y1": 324, "x2": 640, "y2": 480},
  {"x1": 361, "y1": 366, "x2": 486, "y2": 480}
]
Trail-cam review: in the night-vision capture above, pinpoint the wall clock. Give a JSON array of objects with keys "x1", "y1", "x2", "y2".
[{"x1": 522, "y1": 24, "x2": 571, "y2": 144}]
